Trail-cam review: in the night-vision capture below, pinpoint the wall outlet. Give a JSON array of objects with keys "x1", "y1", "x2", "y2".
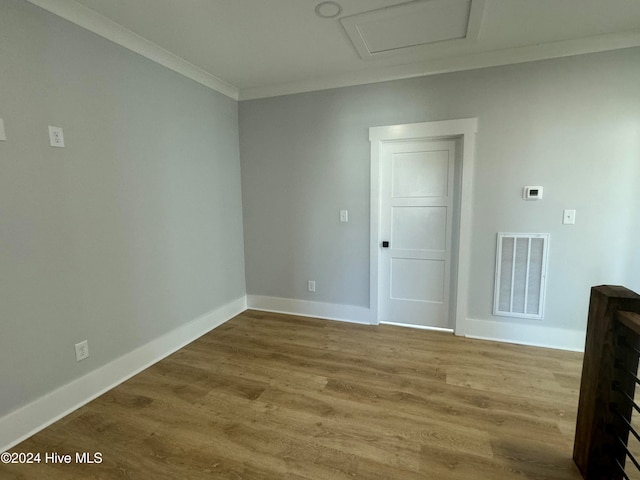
[
  {"x1": 48, "y1": 126, "x2": 65, "y2": 148},
  {"x1": 308, "y1": 280, "x2": 316, "y2": 292},
  {"x1": 75, "y1": 340, "x2": 89, "y2": 362}
]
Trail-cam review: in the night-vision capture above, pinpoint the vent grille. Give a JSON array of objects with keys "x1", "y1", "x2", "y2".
[{"x1": 493, "y1": 233, "x2": 549, "y2": 319}]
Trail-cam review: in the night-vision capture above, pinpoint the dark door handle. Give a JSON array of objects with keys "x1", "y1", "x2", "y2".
[{"x1": 382, "y1": 241, "x2": 389, "y2": 248}]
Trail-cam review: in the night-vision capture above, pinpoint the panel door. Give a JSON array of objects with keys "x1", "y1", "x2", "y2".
[{"x1": 379, "y1": 139, "x2": 455, "y2": 328}]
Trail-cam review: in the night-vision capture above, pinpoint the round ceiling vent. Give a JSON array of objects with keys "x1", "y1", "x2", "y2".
[{"x1": 315, "y1": 1, "x2": 342, "y2": 19}]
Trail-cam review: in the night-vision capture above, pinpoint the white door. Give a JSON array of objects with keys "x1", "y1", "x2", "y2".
[{"x1": 379, "y1": 139, "x2": 455, "y2": 328}]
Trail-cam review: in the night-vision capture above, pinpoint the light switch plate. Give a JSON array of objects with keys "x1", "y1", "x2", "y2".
[
  {"x1": 0, "y1": 118, "x2": 6, "y2": 141},
  {"x1": 563, "y1": 209, "x2": 576, "y2": 225},
  {"x1": 48, "y1": 126, "x2": 65, "y2": 147},
  {"x1": 340, "y1": 210, "x2": 349, "y2": 222}
]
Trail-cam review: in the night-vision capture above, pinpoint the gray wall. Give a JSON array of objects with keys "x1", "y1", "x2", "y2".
[
  {"x1": 240, "y1": 47, "x2": 640, "y2": 337},
  {"x1": 2, "y1": 0, "x2": 639, "y2": 422},
  {"x1": 0, "y1": 0, "x2": 245, "y2": 418}
]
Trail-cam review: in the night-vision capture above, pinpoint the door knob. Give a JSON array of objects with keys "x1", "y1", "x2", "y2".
[{"x1": 382, "y1": 241, "x2": 389, "y2": 248}]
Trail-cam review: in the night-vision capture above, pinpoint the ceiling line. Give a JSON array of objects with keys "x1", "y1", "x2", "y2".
[
  {"x1": 25, "y1": 0, "x2": 240, "y2": 100},
  {"x1": 240, "y1": 28, "x2": 640, "y2": 100},
  {"x1": 24, "y1": 0, "x2": 640, "y2": 102}
]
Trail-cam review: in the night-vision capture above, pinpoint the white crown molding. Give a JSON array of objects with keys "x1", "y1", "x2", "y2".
[
  {"x1": 0, "y1": 296, "x2": 247, "y2": 452},
  {"x1": 23, "y1": 0, "x2": 640, "y2": 102},
  {"x1": 239, "y1": 29, "x2": 640, "y2": 100},
  {"x1": 25, "y1": 0, "x2": 240, "y2": 100}
]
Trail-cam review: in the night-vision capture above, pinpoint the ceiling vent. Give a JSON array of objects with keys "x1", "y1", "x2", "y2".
[{"x1": 341, "y1": 0, "x2": 485, "y2": 60}]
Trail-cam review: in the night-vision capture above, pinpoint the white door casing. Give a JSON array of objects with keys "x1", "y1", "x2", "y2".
[
  {"x1": 369, "y1": 118, "x2": 477, "y2": 334},
  {"x1": 379, "y1": 140, "x2": 455, "y2": 328}
]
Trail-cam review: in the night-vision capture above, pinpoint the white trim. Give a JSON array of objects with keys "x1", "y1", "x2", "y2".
[
  {"x1": 380, "y1": 321, "x2": 454, "y2": 333},
  {"x1": 369, "y1": 118, "x2": 477, "y2": 335},
  {"x1": 239, "y1": 31, "x2": 640, "y2": 100},
  {"x1": 0, "y1": 296, "x2": 247, "y2": 453},
  {"x1": 22, "y1": 0, "x2": 640, "y2": 101},
  {"x1": 465, "y1": 317, "x2": 585, "y2": 352},
  {"x1": 370, "y1": 138, "x2": 382, "y2": 325},
  {"x1": 247, "y1": 295, "x2": 373, "y2": 325},
  {"x1": 25, "y1": 0, "x2": 239, "y2": 100}
]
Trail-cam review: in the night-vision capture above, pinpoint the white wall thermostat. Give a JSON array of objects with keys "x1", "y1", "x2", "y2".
[{"x1": 523, "y1": 186, "x2": 543, "y2": 200}]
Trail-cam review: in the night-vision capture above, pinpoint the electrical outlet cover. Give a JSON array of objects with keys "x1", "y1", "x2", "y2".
[
  {"x1": 48, "y1": 126, "x2": 65, "y2": 148},
  {"x1": 75, "y1": 340, "x2": 89, "y2": 361}
]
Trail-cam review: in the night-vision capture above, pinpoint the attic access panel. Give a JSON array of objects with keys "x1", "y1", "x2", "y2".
[{"x1": 341, "y1": 0, "x2": 486, "y2": 60}]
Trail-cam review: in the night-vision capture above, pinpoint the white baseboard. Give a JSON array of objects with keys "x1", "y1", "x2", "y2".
[
  {"x1": 464, "y1": 317, "x2": 585, "y2": 352},
  {"x1": 247, "y1": 295, "x2": 373, "y2": 325},
  {"x1": 0, "y1": 296, "x2": 247, "y2": 453},
  {"x1": 380, "y1": 321, "x2": 454, "y2": 333}
]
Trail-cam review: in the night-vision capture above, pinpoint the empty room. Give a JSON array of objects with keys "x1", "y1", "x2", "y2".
[{"x1": 1, "y1": 0, "x2": 640, "y2": 478}]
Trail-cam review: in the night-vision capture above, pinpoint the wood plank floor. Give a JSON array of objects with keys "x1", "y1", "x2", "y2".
[{"x1": 1, "y1": 310, "x2": 584, "y2": 479}]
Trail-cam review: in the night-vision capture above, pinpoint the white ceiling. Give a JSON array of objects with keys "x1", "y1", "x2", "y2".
[{"x1": 26, "y1": 0, "x2": 640, "y2": 100}]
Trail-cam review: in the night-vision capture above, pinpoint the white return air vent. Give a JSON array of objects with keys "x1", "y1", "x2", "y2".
[{"x1": 493, "y1": 233, "x2": 549, "y2": 320}]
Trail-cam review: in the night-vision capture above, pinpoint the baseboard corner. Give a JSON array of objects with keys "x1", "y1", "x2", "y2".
[
  {"x1": 246, "y1": 295, "x2": 373, "y2": 325},
  {"x1": 0, "y1": 295, "x2": 247, "y2": 453}
]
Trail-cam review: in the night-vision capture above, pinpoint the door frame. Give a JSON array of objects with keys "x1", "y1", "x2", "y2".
[{"x1": 369, "y1": 118, "x2": 477, "y2": 335}]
